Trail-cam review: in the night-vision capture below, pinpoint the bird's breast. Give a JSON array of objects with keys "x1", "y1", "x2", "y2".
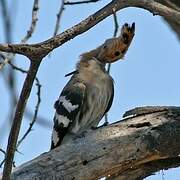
[{"x1": 71, "y1": 72, "x2": 113, "y2": 133}]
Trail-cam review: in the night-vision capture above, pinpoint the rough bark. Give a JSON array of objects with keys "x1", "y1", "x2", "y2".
[
  {"x1": 8, "y1": 106, "x2": 180, "y2": 180},
  {"x1": 156, "y1": 0, "x2": 180, "y2": 40}
]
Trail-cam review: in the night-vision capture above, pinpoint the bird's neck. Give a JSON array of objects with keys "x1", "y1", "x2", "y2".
[
  {"x1": 80, "y1": 47, "x2": 101, "y2": 62},
  {"x1": 77, "y1": 57, "x2": 106, "y2": 73}
]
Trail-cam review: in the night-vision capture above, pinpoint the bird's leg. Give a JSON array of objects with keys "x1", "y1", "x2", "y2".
[{"x1": 104, "y1": 114, "x2": 109, "y2": 126}]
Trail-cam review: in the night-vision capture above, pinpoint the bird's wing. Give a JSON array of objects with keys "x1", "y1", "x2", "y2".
[
  {"x1": 51, "y1": 82, "x2": 86, "y2": 149},
  {"x1": 103, "y1": 81, "x2": 114, "y2": 116},
  {"x1": 104, "y1": 83, "x2": 114, "y2": 114}
]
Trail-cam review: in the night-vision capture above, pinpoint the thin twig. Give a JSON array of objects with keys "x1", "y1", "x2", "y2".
[
  {"x1": 0, "y1": 149, "x2": 6, "y2": 168},
  {"x1": 0, "y1": 0, "x2": 39, "y2": 70},
  {"x1": 64, "y1": 0, "x2": 100, "y2": 5},
  {"x1": 0, "y1": 53, "x2": 6, "y2": 63},
  {"x1": 105, "y1": 8, "x2": 119, "y2": 125},
  {"x1": 53, "y1": 0, "x2": 65, "y2": 37},
  {"x1": 8, "y1": 62, "x2": 28, "y2": 74},
  {"x1": 0, "y1": 61, "x2": 42, "y2": 168},
  {"x1": 21, "y1": 0, "x2": 39, "y2": 43},
  {"x1": 0, "y1": 149, "x2": 15, "y2": 168},
  {"x1": 107, "y1": 8, "x2": 119, "y2": 74},
  {"x1": 0, "y1": 0, "x2": 17, "y2": 141},
  {"x1": 25, "y1": 110, "x2": 51, "y2": 128},
  {"x1": 0, "y1": 159, "x2": 5, "y2": 168},
  {"x1": 0, "y1": 0, "x2": 12, "y2": 43},
  {"x1": 49, "y1": 0, "x2": 65, "y2": 57},
  {"x1": 0, "y1": 58, "x2": 49, "y2": 130},
  {"x1": 0, "y1": 148, "x2": 6, "y2": 155},
  {"x1": 112, "y1": 8, "x2": 119, "y2": 38},
  {"x1": 0, "y1": 0, "x2": 13, "y2": 74},
  {"x1": 1, "y1": 59, "x2": 49, "y2": 128}
]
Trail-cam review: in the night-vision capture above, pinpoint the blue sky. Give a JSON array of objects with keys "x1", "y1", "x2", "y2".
[{"x1": 0, "y1": 0, "x2": 180, "y2": 179}]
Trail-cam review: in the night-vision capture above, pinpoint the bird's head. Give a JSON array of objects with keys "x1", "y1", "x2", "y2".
[{"x1": 97, "y1": 22, "x2": 135, "y2": 63}]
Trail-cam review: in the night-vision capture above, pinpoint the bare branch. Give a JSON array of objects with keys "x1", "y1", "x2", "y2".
[
  {"x1": 105, "y1": 8, "x2": 119, "y2": 125},
  {"x1": 1, "y1": 59, "x2": 49, "y2": 128},
  {"x1": 0, "y1": 160, "x2": 5, "y2": 169},
  {"x1": 7, "y1": 61, "x2": 43, "y2": 147},
  {"x1": 157, "y1": 0, "x2": 180, "y2": 40},
  {"x1": 16, "y1": 78, "x2": 41, "y2": 148},
  {"x1": 0, "y1": 0, "x2": 12, "y2": 43},
  {"x1": 0, "y1": 0, "x2": 179, "y2": 59},
  {"x1": 0, "y1": 149, "x2": 6, "y2": 155},
  {"x1": 0, "y1": 149, "x2": 16, "y2": 169},
  {"x1": 2, "y1": 60, "x2": 41, "y2": 180},
  {"x1": 24, "y1": 110, "x2": 51, "y2": 128},
  {"x1": 21, "y1": 0, "x2": 39, "y2": 43},
  {"x1": 53, "y1": 0, "x2": 65, "y2": 37},
  {"x1": 0, "y1": 2, "x2": 40, "y2": 171},
  {"x1": 3, "y1": 61, "x2": 49, "y2": 129},
  {"x1": 64, "y1": 0, "x2": 100, "y2": 5},
  {"x1": 112, "y1": 8, "x2": 119, "y2": 38},
  {"x1": 0, "y1": 0, "x2": 39, "y2": 69},
  {"x1": 106, "y1": 8, "x2": 119, "y2": 74},
  {"x1": 8, "y1": 62, "x2": 28, "y2": 74},
  {"x1": 9, "y1": 106, "x2": 180, "y2": 180},
  {"x1": 0, "y1": 148, "x2": 6, "y2": 168},
  {"x1": 0, "y1": 0, "x2": 17, "y2": 142}
]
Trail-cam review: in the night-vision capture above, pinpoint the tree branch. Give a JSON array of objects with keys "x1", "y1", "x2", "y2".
[
  {"x1": 16, "y1": 78, "x2": 41, "y2": 149},
  {"x1": 105, "y1": 8, "x2": 119, "y2": 125},
  {"x1": 0, "y1": 0, "x2": 39, "y2": 69},
  {"x1": 156, "y1": 0, "x2": 180, "y2": 40},
  {"x1": 2, "y1": 60, "x2": 41, "y2": 180},
  {"x1": 9, "y1": 106, "x2": 180, "y2": 180},
  {"x1": 21, "y1": 0, "x2": 39, "y2": 43},
  {"x1": 53, "y1": 0, "x2": 65, "y2": 37},
  {"x1": 0, "y1": 0, "x2": 179, "y2": 60},
  {"x1": 64, "y1": 0, "x2": 100, "y2": 5}
]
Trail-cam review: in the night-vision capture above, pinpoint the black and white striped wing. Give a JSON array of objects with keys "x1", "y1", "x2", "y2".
[{"x1": 51, "y1": 82, "x2": 86, "y2": 149}]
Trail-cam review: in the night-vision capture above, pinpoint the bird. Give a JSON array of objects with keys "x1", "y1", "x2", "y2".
[{"x1": 50, "y1": 22, "x2": 135, "y2": 149}]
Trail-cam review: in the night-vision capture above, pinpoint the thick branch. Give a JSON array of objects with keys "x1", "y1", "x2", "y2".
[
  {"x1": 9, "y1": 106, "x2": 180, "y2": 180},
  {"x1": 0, "y1": 0, "x2": 179, "y2": 59},
  {"x1": 156, "y1": 0, "x2": 180, "y2": 40}
]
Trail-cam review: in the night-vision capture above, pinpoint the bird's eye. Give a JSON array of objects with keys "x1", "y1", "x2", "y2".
[
  {"x1": 103, "y1": 45, "x2": 107, "y2": 49},
  {"x1": 114, "y1": 51, "x2": 120, "y2": 56}
]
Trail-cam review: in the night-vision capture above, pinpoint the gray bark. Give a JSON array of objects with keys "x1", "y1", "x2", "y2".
[
  {"x1": 157, "y1": 0, "x2": 180, "y2": 40},
  {"x1": 8, "y1": 106, "x2": 180, "y2": 180}
]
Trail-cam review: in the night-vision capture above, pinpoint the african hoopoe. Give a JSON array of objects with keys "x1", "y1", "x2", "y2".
[{"x1": 51, "y1": 23, "x2": 135, "y2": 149}]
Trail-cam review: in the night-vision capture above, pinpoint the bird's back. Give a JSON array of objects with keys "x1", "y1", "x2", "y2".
[{"x1": 68, "y1": 59, "x2": 114, "y2": 134}]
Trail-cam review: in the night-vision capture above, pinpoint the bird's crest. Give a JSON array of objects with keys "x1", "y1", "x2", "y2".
[{"x1": 80, "y1": 22, "x2": 135, "y2": 63}]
